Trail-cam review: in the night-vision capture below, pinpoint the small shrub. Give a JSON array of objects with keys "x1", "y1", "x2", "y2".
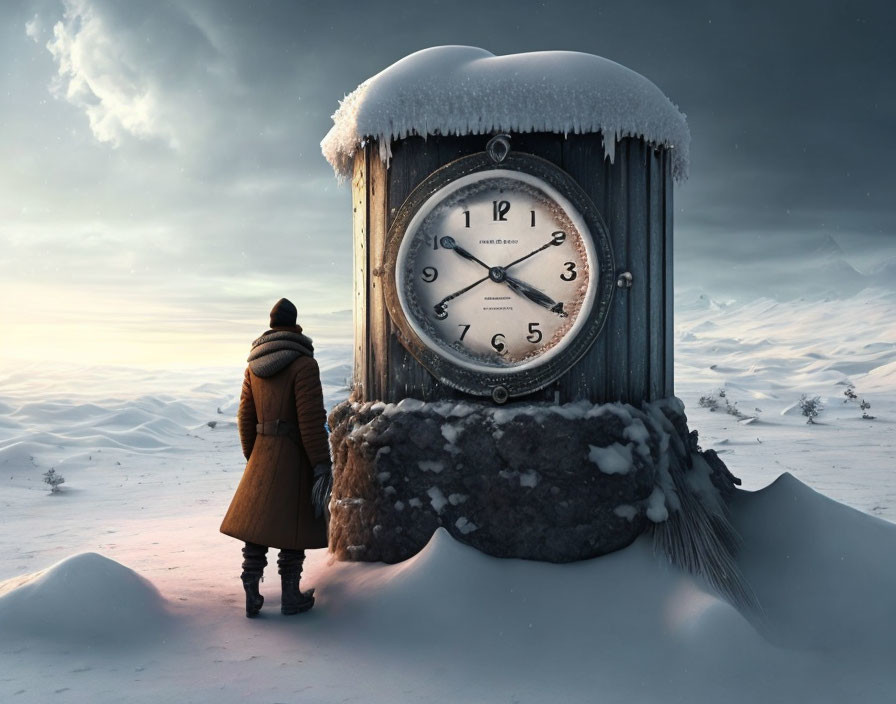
[
  {"x1": 43, "y1": 468, "x2": 65, "y2": 494},
  {"x1": 844, "y1": 384, "x2": 875, "y2": 419},
  {"x1": 799, "y1": 395, "x2": 823, "y2": 424},
  {"x1": 698, "y1": 394, "x2": 720, "y2": 412},
  {"x1": 699, "y1": 388, "x2": 758, "y2": 421}
]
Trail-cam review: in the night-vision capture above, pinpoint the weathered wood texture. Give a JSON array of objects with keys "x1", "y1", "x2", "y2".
[{"x1": 353, "y1": 132, "x2": 674, "y2": 404}]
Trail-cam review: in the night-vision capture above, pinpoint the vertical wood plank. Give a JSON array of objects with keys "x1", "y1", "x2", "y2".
[
  {"x1": 647, "y1": 146, "x2": 664, "y2": 401},
  {"x1": 512, "y1": 132, "x2": 563, "y2": 166},
  {"x1": 606, "y1": 138, "x2": 629, "y2": 402},
  {"x1": 626, "y1": 140, "x2": 648, "y2": 403},
  {"x1": 385, "y1": 136, "x2": 447, "y2": 401},
  {"x1": 437, "y1": 133, "x2": 486, "y2": 165},
  {"x1": 559, "y1": 132, "x2": 610, "y2": 403},
  {"x1": 352, "y1": 148, "x2": 368, "y2": 401},
  {"x1": 368, "y1": 144, "x2": 390, "y2": 401},
  {"x1": 663, "y1": 149, "x2": 675, "y2": 397}
]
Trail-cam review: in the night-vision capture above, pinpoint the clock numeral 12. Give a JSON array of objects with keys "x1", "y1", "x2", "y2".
[{"x1": 493, "y1": 200, "x2": 510, "y2": 221}]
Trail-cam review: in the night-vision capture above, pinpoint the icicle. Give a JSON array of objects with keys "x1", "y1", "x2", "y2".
[
  {"x1": 378, "y1": 136, "x2": 393, "y2": 171},
  {"x1": 602, "y1": 129, "x2": 617, "y2": 165}
]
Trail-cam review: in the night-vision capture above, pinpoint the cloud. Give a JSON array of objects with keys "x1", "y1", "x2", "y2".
[
  {"x1": 44, "y1": 0, "x2": 223, "y2": 149},
  {"x1": 25, "y1": 13, "x2": 42, "y2": 42}
]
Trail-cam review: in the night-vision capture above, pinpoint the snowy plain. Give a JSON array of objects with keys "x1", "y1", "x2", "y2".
[{"x1": 1, "y1": 289, "x2": 895, "y2": 703}]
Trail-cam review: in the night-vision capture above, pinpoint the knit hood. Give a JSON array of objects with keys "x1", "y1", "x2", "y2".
[{"x1": 247, "y1": 325, "x2": 314, "y2": 378}]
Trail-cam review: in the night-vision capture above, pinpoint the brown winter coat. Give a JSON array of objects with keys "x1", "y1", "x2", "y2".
[{"x1": 220, "y1": 345, "x2": 330, "y2": 550}]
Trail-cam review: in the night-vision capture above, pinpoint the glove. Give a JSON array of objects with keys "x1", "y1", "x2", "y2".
[{"x1": 311, "y1": 462, "x2": 333, "y2": 519}]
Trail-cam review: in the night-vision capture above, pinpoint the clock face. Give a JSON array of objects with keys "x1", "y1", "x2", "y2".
[
  {"x1": 384, "y1": 151, "x2": 614, "y2": 399},
  {"x1": 396, "y1": 170, "x2": 597, "y2": 373}
]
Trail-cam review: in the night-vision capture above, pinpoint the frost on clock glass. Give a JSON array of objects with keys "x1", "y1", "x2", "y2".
[{"x1": 397, "y1": 170, "x2": 597, "y2": 372}]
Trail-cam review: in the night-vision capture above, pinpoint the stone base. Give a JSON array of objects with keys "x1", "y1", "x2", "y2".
[{"x1": 327, "y1": 397, "x2": 739, "y2": 563}]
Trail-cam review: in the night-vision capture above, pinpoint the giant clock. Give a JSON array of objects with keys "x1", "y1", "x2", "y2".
[{"x1": 383, "y1": 137, "x2": 616, "y2": 402}]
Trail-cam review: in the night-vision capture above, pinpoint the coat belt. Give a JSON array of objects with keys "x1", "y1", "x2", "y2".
[{"x1": 256, "y1": 419, "x2": 300, "y2": 437}]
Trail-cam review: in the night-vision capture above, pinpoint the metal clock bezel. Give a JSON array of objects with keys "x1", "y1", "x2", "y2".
[{"x1": 382, "y1": 150, "x2": 615, "y2": 400}]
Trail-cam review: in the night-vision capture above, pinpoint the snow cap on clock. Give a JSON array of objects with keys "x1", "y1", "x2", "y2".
[{"x1": 321, "y1": 46, "x2": 690, "y2": 182}]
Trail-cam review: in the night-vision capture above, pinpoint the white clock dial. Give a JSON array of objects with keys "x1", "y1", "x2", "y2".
[{"x1": 396, "y1": 170, "x2": 598, "y2": 373}]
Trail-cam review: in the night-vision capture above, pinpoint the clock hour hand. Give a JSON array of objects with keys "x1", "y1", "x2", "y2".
[
  {"x1": 503, "y1": 230, "x2": 567, "y2": 270},
  {"x1": 503, "y1": 274, "x2": 568, "y2": 318},
  {"x1": 433, "y1": 275, "x2": 490, "y2": 319},
  {"x1": 440, "y1": 236, "x2": 492, "y2": 270}
]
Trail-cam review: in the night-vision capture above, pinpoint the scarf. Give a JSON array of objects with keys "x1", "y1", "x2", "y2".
[{"x1": 247, "y1": 327, "x2": 314, "y2": 378}]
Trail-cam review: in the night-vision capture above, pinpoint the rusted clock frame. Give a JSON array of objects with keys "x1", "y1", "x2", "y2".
[{"x1": 382, "y1": 147, "x2": 615, "y2": 402}]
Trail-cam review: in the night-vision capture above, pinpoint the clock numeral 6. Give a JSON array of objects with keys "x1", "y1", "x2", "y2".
[
  {"x1": 421, "y1": 266, "x2": 438, "y2": 283},
  {"x1": 560, "y1": 261, "x2": 577, "y2": 281},
  {"x1": 526, "y1": 322, "x2": 542, "y2": 344},
  {"x1": 490, "y1": 333, "x2": 507, "y2": 354}
]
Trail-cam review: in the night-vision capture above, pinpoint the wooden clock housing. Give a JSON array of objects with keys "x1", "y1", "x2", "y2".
[{"x1": 351, "y1": 131, "x2": 674, "y2": 405}]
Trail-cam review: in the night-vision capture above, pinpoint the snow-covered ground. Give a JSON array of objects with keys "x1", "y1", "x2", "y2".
[{"x1": 1, "y1": 291, "x2": 894, "y2": 703}]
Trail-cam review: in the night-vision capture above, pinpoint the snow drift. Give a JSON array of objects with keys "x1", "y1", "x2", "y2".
[
  {"x1": 0, "y1": 552, "x2": 172, "y2": 645},
  {"x1": 731, "y1": 472, "x2": 896, "y2": 654}
]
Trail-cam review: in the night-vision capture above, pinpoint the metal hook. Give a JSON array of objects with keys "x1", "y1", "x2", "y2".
[{"x1": 486, "y1": 134, "x2": 511, "y2": 163}]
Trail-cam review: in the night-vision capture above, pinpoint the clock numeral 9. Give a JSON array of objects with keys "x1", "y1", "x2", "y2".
[
  {"x1": 526, "y1": 322, "x2": 542, "y2": 344},
  {"x1": 560, "y1": 262, "x2": 577, "y2": 281},
  {"x1": 492, "y1": 200, "x2": 510, "y2": 221},
  {"x1": 421, "y1": 267, "x2": 438, "y2": 283},
  {"x1": 490, "y1": 333, "x2": 507, "y2": 355}
]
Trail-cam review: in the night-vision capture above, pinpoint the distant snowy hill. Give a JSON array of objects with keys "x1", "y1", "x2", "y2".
[{"x1": 677, "y1": 232, "x2": 896, "y2": 302}]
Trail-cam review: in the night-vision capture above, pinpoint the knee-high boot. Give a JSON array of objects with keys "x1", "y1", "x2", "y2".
[
  {"x1": 278, "y1": 549, "x2": 315, "y2": 615},
  {"x1": 241, "y1": 542, "x2": 268, "y2": 617}
]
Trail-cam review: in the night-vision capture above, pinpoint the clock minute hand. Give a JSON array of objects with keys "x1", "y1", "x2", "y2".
[
  {"x1": 503, "y1": 230, "x2": 567, "y2": 270},
  {"x1": 504, "y1": 274, "x2": 568, "y2": 318},
  {"x1": 440, "y1": 236, "x2": 491, "y2": 270}
]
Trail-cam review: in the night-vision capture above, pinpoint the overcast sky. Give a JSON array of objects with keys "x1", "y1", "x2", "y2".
[{"x1": 1, "y1": 0, "x2": 893, "y2": 365}]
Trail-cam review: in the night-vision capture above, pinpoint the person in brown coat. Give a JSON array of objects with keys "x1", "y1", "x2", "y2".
[{"x1": 220, "y1": 298, "x2": 332, "y2": 617}]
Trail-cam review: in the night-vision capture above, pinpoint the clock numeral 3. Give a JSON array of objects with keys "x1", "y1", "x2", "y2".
[
  {"x1": 493, "y1": 200, "x2": 510, "y2": 221},
  {"x1": 421, "y1": 267, "x2": 438, "y2": 283},
  {"x1": 458, "y1": 324, "x2": 471, "y2": 341},
  {"x1": 526, "y1": 322, "x2": 542, "y2": 344},
  {"x1": 490, "y1": 333, "x2": 507, "y2": 355},
  {"x1": 560, "y1": 262, "x2": 577, "y2": 281}
]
